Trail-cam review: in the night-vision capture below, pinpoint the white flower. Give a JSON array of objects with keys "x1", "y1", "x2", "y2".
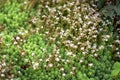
[
  {"x1": 93, "y1": 35, "x2": 97, "y2": 38},
  {"x1": 91, "y1": 50, "x2": 95, "y2": 53},
  {"x1": 62, "y1": 59, "x2": 65, "y2": 62},
  {"x1": 82, "y1": 52, "x2": 86, "y2": 55},
  {"x1": 41, "y1": 26, "x2": 43, "y2": 28},
  {"x1": 42, "y1": 48, "x2": 46, "y2": 51},
  {"x1": 99, "y1": 45, "x2": 104, "y2": 50},
  {"x1": 88, "y1": 63, "x2": 93, "y2": 67},
  {"x1": 18, "y1": 71, "x2": 21, "y2": 74},
  {"x1": 45, "y1": 31, "x2": 49, "y2": 34},
  {"x1": 21, "y1": 52, "x2": 25, "y2": 56},
  {"x1": 85, "y1": 16, "x2": 89, "y2": 19},
  {"x1": 73, "y1": 54, "x2": 76, "y2": 57},
  {"x1": 70, "y1": 71, "x2": 74, "y2": 74},
  {"x1": 117, "y1": 52, "x2": 120, "y2": 55},
  {"x1": 16, "y1": 36, "x2": 20, "y2": 40},
  {"x1": 115, "y1": 40, "x2": 120, "y2": 43},
  {"x1": 1, "y1": 69, "x2": 5, "y2": 72},
  {"x1": 81, "y1": 47, "x2": 84, "y2": 50},
  {"x1": 25, "y1": 59, "x2": 29, "y2": 62},
  {"x1": 48, "y1": 63, "x2": 53, "y2": 67},
  {"x1": 72, "y1": 67, "x2": 76, "y2": 70},
  {"x1": 33, "y1": 62, "x2": 39, "y2": 69},
  {"x1": 25, "y1": 30, "x2": 28, "y2": 34},
  {"x1": 66, "y1": 59, "x2": 69, "y2": 62},
  {"x1": 116, "y1": 48, "x2": 119, "y2": 50},
  {"x1": 39, "y1": 59, "x2": 43, "y2": 62},
  {"x1": 73, "y1": 45, "x2": 78, "y2": 49},
  {"x1": 88, "y1": 21, "x2": 92, "y2": 25},
  {"x1": 32, "y1": 17, "x2": 38, "y2": 24},
  {"x1": 105, "y1": 35, "x2": 110, "y2": 38},
  {"x1": 83, "y1": 24, "x2": 86, "y2": 28},
  {"x1": 93, "y1": 53, "x2": 98, "y2": 57},
  {"x1": 93, "y1": 44, "x2": 97, "y2": 49},
  {"x1": 62, "y1": 73, "x2": 66, "y2": 76},
  {"x1": 67, "y1": 8, "x2": 71, "y2": 12},
  {"x1": 31, "y1": 52, "x2": 35, "y2": 56},
  {"x1": 55, "y1": 57, "x2": 60, "y2": 62},
  {"x1": 18, "y1": 31, "x2": 24, "y2": 35},
  {"x1": 70, "y1": 43, "x2": 74, "y2": 47},
  {"x1": 24, "y1": 1, "x2": 27, "y2": 4},
  {"x1": 80, "y1": 59, "x2": 84, "y2": 63},
  {"x1": 60, "y1": 68, "x2": 64, "y2": 71},
  {"x1": 42, "y1": 15, "x2": 47, "y2": 18},
  {"x1": 46, "y1": 58, "x2": 50, "y2": 62},
  {"x1": 13, "y1": 41, "x2": 17, "y2": 45},
  {"x1": 67, "y1": 52, "x2": 72, "y2": 56},
  {"x1": 1, "y1": 74, "x2": 5, "y2": 77},
  {"x1": 77, "y1": 42, "x2": 81, "y2": 45},
  {"x1": 66, "y1": 40, "x2": 71, "y2": 43}
]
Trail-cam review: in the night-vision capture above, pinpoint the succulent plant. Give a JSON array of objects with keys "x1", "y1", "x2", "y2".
[{"x1": 0, "y1": 0, "x2": 120, "y2": 80}]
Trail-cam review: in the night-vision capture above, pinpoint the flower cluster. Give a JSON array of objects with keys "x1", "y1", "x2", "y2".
[
  {"x1": 0, "y1": 0, "x2": 119, "y2": 80},
  {"x1": 31, "y1": 0, "x2": 116, "y2": 79}
]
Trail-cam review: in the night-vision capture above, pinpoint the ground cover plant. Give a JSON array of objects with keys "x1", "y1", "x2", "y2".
[{"x1": 0, "y1": 0, "x2": 120, "y2": 80}]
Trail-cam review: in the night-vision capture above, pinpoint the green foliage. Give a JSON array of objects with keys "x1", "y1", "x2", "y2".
[
  {"x1": 0, "y1": 0, "x2": 119, "y2": 80},
  {"x1": 111, "y1": 62, "x2": 120, "y2": 77},
  {"x1": 100, "y1": 4, "x2": 120, "y2": 18},
  {"x1": 0, "y1": 0, "x2": 28, "y2": 31},
  {"x1": 97, "y1": 0, "x2": 120, "y2": 17},
  {"x1": 22, "y1": 34, "x2": 47, "y2": 60},
  {"x1": 77, "y1": 72, "x2": 90, "y2": 80}
]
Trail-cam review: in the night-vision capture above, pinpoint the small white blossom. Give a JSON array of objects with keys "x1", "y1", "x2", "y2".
[
  {"x1": 88, "y1": 63, "x2": 93, "y2": 67},
  {"x1": 33, "y1": 62, "x2": 39, "y2": 69},
  {"x1": 116, "y1": 48, "x2": 119, "y2": 51},
  {"x1": 48, "y1": 63, "x2": 53, "y2": 67},
  {"x1": 1, "y1": 74, "x2": 5, "y2": 77},
  {"x1": 25, "y1": 59, "x2": 29, "y2": 62},
  {"x1": 117, "y1": 52, "x2": 120, "y2": 55},
  {"x1": 31, "y1": 52, "x2": 35, "y2": 56},
  {"x1": 21, "y1": 52, "x2": 25, "y2": 56},
  {"x1": 39, "y1": 59, "x2": 43, "y2": 62},
  {"x1": 24, "y1": 1, "x2": 27, "y2": 4},
  {"x1": 67, "y1": 52, "x2": 72, "y2": 56},
  {"x1": 72, "y1": 67, "x2": 76, "y2": 70},
  {"x1": 2, "y1": 62, "x2": 6, "y2": 66},
  {"x1": 81, "y1": 47, "x2": 84, "y2": 50},
  {"x1": 70, "y1": 71, "x2": 74, "y2": 74},
  {"x1": 66, "y1": 59, "x2": 69, "y2": 62},
  {"x1": 62, "y1": 73, "x2": 66, "y2": 76},
  {"x1": 1, "y1": 69, "x2": 5, "y2": 72},
  {"x1": 16, "y1": 36, "x2": 20, "y2": 40},
  {"x1": 94, "y1": 53, "x2": 98, "y2": 57},
  {"x1": 80, "y1": 59, "x2": 84, "y2": 63},
  {"x1": 60, "y1": 68, "x2": 64, "y2": 71},
  {"x1": 85, "y1": 16, "x2": 89, "y2": 19},
  {"x1": 46, "y1": 58, "x2": 50, "y2": 62},
  {"x1": 55, "y1": 57, "x2": 60, "y2": 62}
]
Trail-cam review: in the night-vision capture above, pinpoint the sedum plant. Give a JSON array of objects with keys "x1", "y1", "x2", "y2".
[
  {"x1": 0, "y1": 0, "x2": 119, "y2": 80},
  {"x1": 29, "y1": 0, "x2": 117, "y2": 79},
  {"x1": 0, "y1": 0, "x2": 29, "y2": 33}
]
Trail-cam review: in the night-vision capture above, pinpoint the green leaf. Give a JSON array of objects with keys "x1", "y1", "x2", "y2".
[
  {"x1": 111, "y1": 70, "x2": 120, "y2": 77},
  {"x1": 111, "y1": 62, "x2": 120, "y2": 77},
  {"x1": 114, "y1": 4, "x2": 120, "y2": 15},
  {"x1": 101, "y1": 5, "x2": 115, "y2": 18},
  {"x1": 113, "y1": 62, "x2": 120, "y2": 70},
  {"x1": 77, "y1": 72, "x2": 89, "y2": 80}
]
